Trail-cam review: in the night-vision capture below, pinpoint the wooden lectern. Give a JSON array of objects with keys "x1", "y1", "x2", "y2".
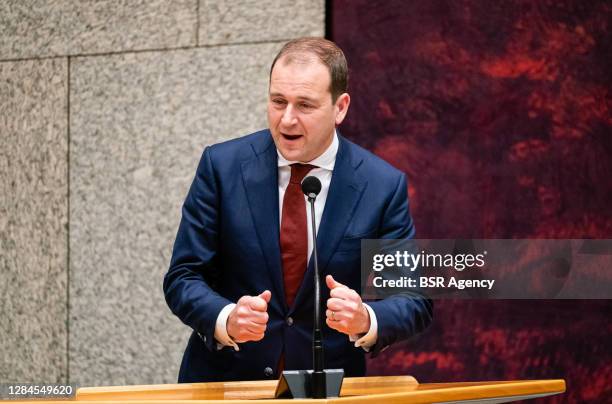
[{"x1": 6, "y1": 376, "x2": 565, "y2": 403}]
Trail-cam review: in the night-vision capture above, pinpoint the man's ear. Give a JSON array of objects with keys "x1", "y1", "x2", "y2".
[{"x1": 334, "y1": 93, "x2": 351, "y2": 126}]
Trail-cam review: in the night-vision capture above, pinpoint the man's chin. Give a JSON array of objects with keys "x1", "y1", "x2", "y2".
[
  {"x1": 278, "y1": 148, "x2": 306, "y2": 162},
  {"x1": 272, "y1": 135, "x2": 312, "y2": 161}
]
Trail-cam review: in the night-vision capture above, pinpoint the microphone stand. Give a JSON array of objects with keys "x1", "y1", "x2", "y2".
[
  {"x1": 308, "y1": 192, "x2": 326, "y2": 398},
  {"x1": 274, "y1": 178, "x2": 344, "y2": 399}
]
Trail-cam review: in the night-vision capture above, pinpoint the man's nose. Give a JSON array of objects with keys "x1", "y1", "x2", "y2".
[{"x1": 280, "y1": 105, "x2": 297, "y2": 126}]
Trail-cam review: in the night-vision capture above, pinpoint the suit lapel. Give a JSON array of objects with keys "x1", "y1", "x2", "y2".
[
  {"x1": 241, "y1": 135, "x2": 286, "y2": 311},
  {"x1": 291, "y1": 136, "x2": 367, "y2": 312}
]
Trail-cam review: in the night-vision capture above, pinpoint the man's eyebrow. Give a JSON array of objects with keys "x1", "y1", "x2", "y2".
[
  {"x1": 296, "y1": 96, "x2": 318, "y2": 103},
  {"x1": 268, "y1": 92, "x2": 318, "y2": 103}
]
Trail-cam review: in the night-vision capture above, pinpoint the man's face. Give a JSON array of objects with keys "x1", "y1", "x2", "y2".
[{"x1": 268, "y1": 57, "x2": 350, "y2": 162}]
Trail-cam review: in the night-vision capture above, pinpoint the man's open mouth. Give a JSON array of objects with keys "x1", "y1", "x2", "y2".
[{"x1": 281, "y1": 133, "x2": 302, "y2": 140}]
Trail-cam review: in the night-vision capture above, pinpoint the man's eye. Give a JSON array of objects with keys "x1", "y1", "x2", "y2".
[
  {"x1": 272, "y1": 99, "x2": 286, "y2": 105},
  {"x1": 299, "y1": 103, "x2": 313, "y2": 109}
]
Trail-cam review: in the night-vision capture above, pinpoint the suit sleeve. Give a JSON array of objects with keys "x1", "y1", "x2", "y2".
[
  {"x1": 163, "y1": 146, "x2": 233, "y2": 351},
  {"x1": 366, "y1": 172, "x2": 434, "y2": 357}
]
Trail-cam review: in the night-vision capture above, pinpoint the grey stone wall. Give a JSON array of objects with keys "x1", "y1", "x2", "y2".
[
  {"x1": 0, "y1": 0, "x2": 324, "y2": 386},
  {"x1": 0, "y1": 58, "x2": 68, "y2": 384}
]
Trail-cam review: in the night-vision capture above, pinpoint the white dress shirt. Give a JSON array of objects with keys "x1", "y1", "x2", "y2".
[{"x1": 214, "y1": 131, "x2": 378, "y2": 351}]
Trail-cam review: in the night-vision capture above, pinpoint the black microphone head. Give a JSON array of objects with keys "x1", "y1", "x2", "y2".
[{"x1": 301, "y1": 176, "x2": 322, "y2": 198}]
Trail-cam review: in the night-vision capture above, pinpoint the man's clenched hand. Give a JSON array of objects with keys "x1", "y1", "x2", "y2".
[
  {"x1": 325, "y1": 275, "x2": 370, "y2": 335},
  {"x1": 227, "y1": 290, "x2": 271, "y2": 343}
]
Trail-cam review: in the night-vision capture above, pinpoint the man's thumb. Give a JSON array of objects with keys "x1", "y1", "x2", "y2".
[
  {"x1": 326, "y1": 274, "x2": 347, "y2": 290},
  {"x1": 258, "y1": 290, "x2": 272, "y2": 303}
]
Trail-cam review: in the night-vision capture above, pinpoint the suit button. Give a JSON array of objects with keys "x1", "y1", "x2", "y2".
[
  {"x1": 264, "y1": 367, "x2": 273, "y2": 377},
  {"x1": 286, "y1": 316, "x2": 294, "y2": 326}
]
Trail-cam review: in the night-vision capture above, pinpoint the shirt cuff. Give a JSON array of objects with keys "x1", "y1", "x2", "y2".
[
  {"x1": 214, "y1": 303, "x2": 239, "y2": 351},
  {"x1": 349, "y1": 303, "x2": 378, "y2": 351}
]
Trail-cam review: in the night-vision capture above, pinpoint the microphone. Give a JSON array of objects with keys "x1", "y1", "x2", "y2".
[
  {"x1": 274, "y1": 176, "x2": 344, "y2": 399},
  {"x1": 301, "y1": 176, "x2": 322, "y2": 200}
]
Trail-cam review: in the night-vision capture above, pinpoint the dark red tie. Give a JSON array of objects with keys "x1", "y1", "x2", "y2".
[{"x1": 280, "y1": 163, "x2": 315, "y2": 307}]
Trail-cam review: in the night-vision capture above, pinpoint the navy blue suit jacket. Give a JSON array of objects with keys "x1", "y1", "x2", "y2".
[{"x1": 164, "y1": 130, "x2": 432, "y2": 382}]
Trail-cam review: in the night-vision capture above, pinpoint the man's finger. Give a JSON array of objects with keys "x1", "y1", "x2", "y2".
[
  {"x1": 245, "y1": 322, "x2": 267, "y2": 334},
  {"x1": 326, "y1": 274, "x2": 348, "y2": 290},
  {"x1": 235, "y1": 331, "x2": 264, "y2": 343},
  {"x1": 248, "y1": 295, "x2": 269, "y2": 311},
  {"x1": 236, "y1": 328, "x2": 264, "y2": 339},
  {"x1": 249, "y1": 311, "x2": 269, "y2": 325},
  {"x1": 327, "y1": 297, "x2": 348, "y2": 312},
  {"x1": 249, "y1": 332, "x2": 265, "y2": 342},
  {"x1": 326, "y1": 317, "x2": 347, "y2": 333},
  {"x1": 326, "y1": 309, "x2": 347, "y2": 322},
  {"x1": 326, "y1": 316, "x2": 339, "y2": 330},
  {"x1": 330, "y1": 286, "x2": 352, "y2": 299},
  {"x1": 258, "y1": 290, "x2": 272, "y2": 303}
]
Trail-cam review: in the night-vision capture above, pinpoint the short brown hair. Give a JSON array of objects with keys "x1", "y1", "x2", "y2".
[{"x1": 270, "y1": 37, "x2": 349, "y2": 103}]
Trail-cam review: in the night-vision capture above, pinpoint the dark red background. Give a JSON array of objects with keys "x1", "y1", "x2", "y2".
[{"x1": 331, "y1": 0, "x2": 612, "y2": 402}]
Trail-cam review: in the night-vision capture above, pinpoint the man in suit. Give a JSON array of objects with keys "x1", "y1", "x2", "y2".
[{"x1": 164, "y1": 37, "x2": 433, "y2": 382}]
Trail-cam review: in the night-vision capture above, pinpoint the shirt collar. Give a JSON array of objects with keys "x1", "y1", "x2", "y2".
[{"x1": 277, "y1": 130, "x2": 338, "y2": 170}]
